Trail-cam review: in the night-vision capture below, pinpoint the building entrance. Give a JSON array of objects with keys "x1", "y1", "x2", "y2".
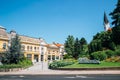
[
  {"x1": 41, "y1": 55, "x2": 44, "y2": 61},
  {"x1": 34, "y1": 55, "x2": 39, "y2": 62}
]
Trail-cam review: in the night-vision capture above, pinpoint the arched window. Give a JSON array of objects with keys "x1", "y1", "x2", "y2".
[
  {"x1": 21, "y1": 45, "x2": 25, "y2": 51},
  {"x1": 30, "y1": 46, "x2": 32, "y2": 51},
  {"x1": 27, "y1": 46, "x2": 29, "y2": 51},
  {"x1": 34, "y1": 47, "x2": 36, "y2": 51}
]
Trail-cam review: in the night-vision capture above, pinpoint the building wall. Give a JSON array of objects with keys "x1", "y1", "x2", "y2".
[
  {"x1": 21, "y1": 42, "x2": 40, "y2": 63},
  {"x1": 0, "y1": 39, "x2": 8, "y2": 53},
  {"x1": 0, "y1": 26, "x2": 64, "y2": 63},
  {"x1": 47, "y1": 47, "x2": 60, "y2": 61}
]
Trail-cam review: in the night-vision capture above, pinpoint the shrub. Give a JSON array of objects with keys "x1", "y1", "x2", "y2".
[
  {"x1": 105, "y1": 50, "x2": 115, "y2": 58},
  {"x1": 106, "y1": 56, "x2": 120, "y2": 62},
  {"x1": 91, "y1": 51, "x2": 107, "y2": 61},
  {"x1": 78, "y1": 57, "x2": 100, "y2": 64},
  {"x1": 63, "y1": 54, "x2": 73, "y2": 59},
  {"x1": 49, "y1": 59, "x2": 75, "y2": 69},
  {"x1": 115, "y1": 49, "x2": 120, "y2": 56},
  {"x1": 19, "y1": 58, "x2": 33, "y2": 68}
]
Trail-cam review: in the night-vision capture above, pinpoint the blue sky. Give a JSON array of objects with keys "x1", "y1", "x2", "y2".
[{"x1": 0, "y1": 0, "x2": 117, "y2": 44}]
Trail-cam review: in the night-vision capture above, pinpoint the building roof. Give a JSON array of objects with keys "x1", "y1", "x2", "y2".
[
  {"x1": 45, "y1": 44, "x2": 58, "y2": 48},
  {"x1": 104, "y1": 12, "x2": 109, "y2": 24},
  {"x1": 0, "y1": 26, "x2": 8, "y2": 39},
  {"x1": 19, "y1": 35, "x2": 40, "y2": 45}
]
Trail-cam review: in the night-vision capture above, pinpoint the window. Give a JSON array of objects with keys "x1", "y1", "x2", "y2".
[
  {"x1": 52, "y1": 55, "x2": 55, "y2": 60},
  {"x1": 27, "y1": 46, "x2": 29, "y2": 51},
  {"x1": 48, "y1": 55, "x2": 51, "y2": 60},
  {"x1": 3, "y1": 43, "x2": 6, "y2": 49},
  {"x1": 34, "y1": 47, "x2": 36, "y2": 51},
  {"x1": 41, "y1": 47, "x2": 44, "y2": 50},
  {"x1": 21, "y1": 45, "x2": 25, "y2": 51},
  {"x1": 56, "y1": 56, "x2": 59, "y2": 60},
  {"x1": 30, "y1": 46, "x2": 32, "y2": 51},
  {"x1": 27, "y1": 54, "x2": 32, "y2": 60}
]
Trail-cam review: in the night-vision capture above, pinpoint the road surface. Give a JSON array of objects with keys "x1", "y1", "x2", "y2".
[{"x1": 0, "y1": 74, "x2": 120, "y2": 80}]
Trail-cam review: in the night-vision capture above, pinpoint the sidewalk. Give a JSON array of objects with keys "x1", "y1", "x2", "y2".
[{"x1": 0, "y1": 70, "x2": 120, "y2": 75}]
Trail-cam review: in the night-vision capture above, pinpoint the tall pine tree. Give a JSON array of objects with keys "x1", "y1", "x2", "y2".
[
  {"x1": 74, "y1": 38, "x2": 80, "y2": 59},
  {"x1": 110, "y1": 0, "x2": 120, "y2": 45},
  {"x1": 65, "y1": 35, "x2": 75, "y2": 57}
]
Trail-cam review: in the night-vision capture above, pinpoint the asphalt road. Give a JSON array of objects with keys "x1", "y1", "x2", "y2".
[{"x1": 0, "y1": 74, "x2": 120, "y2": 80}]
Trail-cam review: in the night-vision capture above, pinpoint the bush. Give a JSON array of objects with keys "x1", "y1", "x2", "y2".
[
  {"x1": 91, "y1": 51, "x2": 107, "y2": 61},
  {"x1": 63, "y1": 54, "x2": 73, "y2": 59},
  {"x1": 115, "y1": 49, "x2": 120, "y2": 56},
  {"x1": 78, "y1": 57, "x2": 100, "y2": 64},
  {"x1": 0, "y1": 64, "x2": 22, "y2": 69},
  {"x1": 19, "y1": 58, "x2": 33, "y2": 68},
  {"x1": 49, "y1": 59, "x2": 75, "y2": 69},
  {"x1": 106, "y1": 56, "x2": 120, "y2": 62},
  {"x1": 0, "y1": 58, "x2": 33, "y2": 69},
  {"x1": 105, "y1": 50, "x2": 115, "y2": 58}
]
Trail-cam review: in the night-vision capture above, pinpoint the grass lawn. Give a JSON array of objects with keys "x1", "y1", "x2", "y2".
[{"x1": 62, "y1": 61, "x2": 120, "y2": 68}]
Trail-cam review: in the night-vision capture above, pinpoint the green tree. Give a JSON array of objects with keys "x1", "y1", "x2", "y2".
[
  {"x1": 110, "y1": 0, "x2": 120, "y2": 45},
  {"x1": 109, "y1": 0, "x2": 120, "y2": 27},
  {"x1": 73, "y1": 38, "x2": 80, "y2": 59},
  {"x1": 79, "y1": 37, "x2": 88, "y2": 56},
  {"x1": 64, "y1": 35, "x2": 75, "y2": 58},
  {"x1": 2, "y1": 34, "x2": 23, "y2": 64},
  {"x1": 88, "y1": 31, "x2": 115, "y2": 53}
]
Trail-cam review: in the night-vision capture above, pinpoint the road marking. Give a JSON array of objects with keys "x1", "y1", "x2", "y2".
[
  {"x1": 76, "y1": 75, "x2": 94, "y2": 79},
  {"x1": 19, "y1": 75, "x2": 24, "y2": 78},
  {"x1": 76, "y1": 75, "x2": 87, "y2": 78},
  {"x1": 64, "y1": 76, "x2": 75, "y2": 78}
]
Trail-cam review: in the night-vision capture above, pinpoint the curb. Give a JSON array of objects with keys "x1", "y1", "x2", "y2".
[{"x1": 52, "y1": 67, "x2": 120, "y2": 70}]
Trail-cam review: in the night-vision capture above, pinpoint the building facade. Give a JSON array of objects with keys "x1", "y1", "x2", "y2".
[{"x1": 0, "y1": 26, "x2": 65, "y2": 63}]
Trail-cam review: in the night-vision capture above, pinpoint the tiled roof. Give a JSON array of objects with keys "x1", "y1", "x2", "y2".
[
  {"x1": 46, "y1": 44, "x2": 58, "y2": 48},
  {"x1": 19, "y1": 35, "x2": 40, "y2": 45}
]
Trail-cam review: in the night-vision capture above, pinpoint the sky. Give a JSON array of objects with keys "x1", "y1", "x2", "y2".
[{"x1": 0, "y1": 0, "x2": 117, "y2": 44}]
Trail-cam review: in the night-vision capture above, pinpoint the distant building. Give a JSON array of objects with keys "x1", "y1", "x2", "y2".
[{"x1": 0, "y1": 26, "x2": 65, "y2": 63}]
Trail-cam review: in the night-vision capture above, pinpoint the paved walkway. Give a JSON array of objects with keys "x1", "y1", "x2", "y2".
[{"x1": 23, "y1": 62, "x2": 49, "y2": 71}]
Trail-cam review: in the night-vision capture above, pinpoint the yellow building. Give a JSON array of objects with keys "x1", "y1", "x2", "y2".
[
  {"x1": 0, "y1": 26, "x2": 64, "y2": 63},
  {"x1": 0, "y1": 26, "x2": 8, "y2": 53}
]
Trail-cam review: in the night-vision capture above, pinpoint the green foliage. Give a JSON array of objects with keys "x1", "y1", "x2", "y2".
[
  {"x1": 89, "y1": 31, "x2": 115, "y2": 54},
  {"x1": 65, "y1": 35, "x2": 75, "y2": 57},
  {"x1": 19, "y1": 58, "x2": 33, "y2": 68},
  {"x1": 115, "y1": 49, "x2": 120, "y2": 56},
  {"x1": 109, "y1": 0, "x2": 120, "y2": 27},
  {"x1": 79, "y1": 38, "x2": 88, "y2": 56},
  {"x1": 105, "y1": 50, "x2": 115, "y2": 58},
  {"x1": 49, "y1": 59, "x2": 75, "y2": 69},
  {"x1": 112, "y1": 26, "x2": 120, "y2": 45},
  {"x1": 73, "y1": 38, "x2": 80, "y2": 59},
  {"x1": 91, "y1": 51, "x2": 107, "y2": 61},
  {"x1": 63, "y1": 54, "x2": 73, "y2": 59},
  {"x1": 109, "y1": 0, "x2": 120, "y2": 45},
  {"x1": 106, "y1": 56, "x2": 120, "y2": 62},
  {"x1": 0, "y1": 58, "x2": 32, "y2": 69},
  {"x1": 89, "y1": 40, "x2": 102, "y2": 53},
  {"x1": 2, "y1": 34, "x2": 24, "y2": 64},
  {"x1": 65, "y1": 35, "x2": 88, "y2": 59}
]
